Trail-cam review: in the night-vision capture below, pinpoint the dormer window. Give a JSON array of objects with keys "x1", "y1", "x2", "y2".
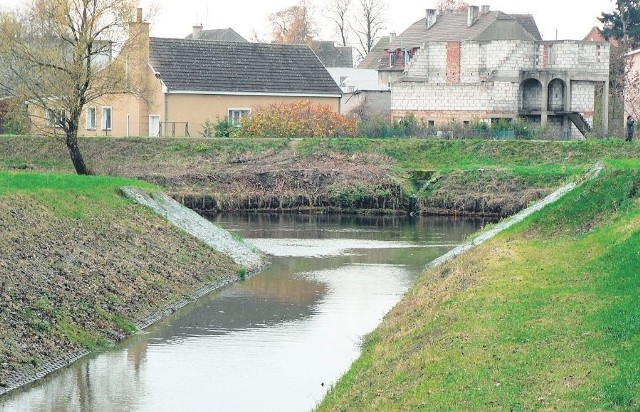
[{"x1": 389, "y1": 52, "x2": 396, "y2": 66}]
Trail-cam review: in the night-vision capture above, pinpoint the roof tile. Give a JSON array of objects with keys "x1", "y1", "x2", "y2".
[{"x1": 150, "y1": 38, "x2": 342, "y2": 95}]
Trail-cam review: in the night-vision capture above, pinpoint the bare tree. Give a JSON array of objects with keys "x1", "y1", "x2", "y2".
[
  {"x1": 269, "y1": 0, "x2": 317, "y2": 45},
  {"x1": 0, "y1": 0, "x2": 147, "y2": 175},
  {"x1": 436, "y1": 0, "x2": 469, "y2": 14},
  {"x1": 351, "y1": 0, "x2": 386, "y2": 61},
  {"x1": 327, "y1": 0, "x2": 352, "y2": 47}
]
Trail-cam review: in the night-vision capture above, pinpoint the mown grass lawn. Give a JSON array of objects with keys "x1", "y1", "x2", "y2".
[
  {"x1": 318, "y1": 161, "x2": 640, "y2": 411},
  {"x1": 0, "y1": 170, "x2": 158, "y2": 218}
]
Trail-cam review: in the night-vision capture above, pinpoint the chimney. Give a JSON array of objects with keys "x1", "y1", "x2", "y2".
[
  {"x1": 128, "y1": 8, "x2": 150, "y2": 66},
  {"x1": 481, "y1": 5, "x2": 490, "y2": 14},
  {"x1": 467, "y1": 5, "x2": 480, "y2": 27},
  {"x1": 390, "y1": 32, "x2": 396, "y2": 41},
  {"x1": 192, "y1": 24, "x2": 203, "y2": 40},
  {"x1": 426, "y1": 9, "x2": 437, "y2": 30}
]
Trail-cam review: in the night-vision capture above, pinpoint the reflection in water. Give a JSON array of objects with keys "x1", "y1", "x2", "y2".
[{"x1": 0, "y1": 215, "x2": 486, "y2": 412}]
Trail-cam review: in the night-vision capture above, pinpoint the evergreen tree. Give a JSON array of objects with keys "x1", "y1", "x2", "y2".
[{"x1": 600, "y1": 0, "x2": 640, "y2": 47}]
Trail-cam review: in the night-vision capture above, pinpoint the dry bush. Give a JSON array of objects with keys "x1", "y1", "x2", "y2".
[{"x1": 239, "y1": 100, "x2": 358, "y2": 138}]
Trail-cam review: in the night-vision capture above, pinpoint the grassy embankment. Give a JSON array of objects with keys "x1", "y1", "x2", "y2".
[
  {"x1": 0, "y1": 171, "x2": 239, "y2": 386},
  {"x1": 2, "y1": 136, "x2": 640, "y2": 216},
  {"x1": 318, "y1": 160, "x2": 640, "y2": 410}
]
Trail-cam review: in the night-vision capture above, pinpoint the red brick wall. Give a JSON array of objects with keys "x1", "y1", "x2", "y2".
[
  {"x1": 446, "y1": 42, "x2": 461, "y2": 83},
  {"x1": 543, "y1": 45, "x2": 549, "y2": 67}
]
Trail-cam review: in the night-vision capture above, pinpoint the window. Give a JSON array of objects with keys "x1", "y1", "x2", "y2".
[
  {"x1": 228, "y1": 109, "x2": 251, "y2": 127},
  {"x1": 101, "y1": 107, "x2": 112, "y2": 130},
  {"x1": 428, "y1": 120, "x2": 435, "y2": 127},
  {"x1": 389, "y1": 52, "x2": 396, "y2": 66},
  {"x1": 46, "y1": 109, "x2": 65, "y2": 128},
  {"x1": 86, "y1": 107, "x2": 96, "y2": 130}
]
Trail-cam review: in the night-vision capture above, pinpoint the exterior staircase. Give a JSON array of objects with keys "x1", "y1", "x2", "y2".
[{"x1": 556, "y1": 111, "x2": 592, "y2": 136}]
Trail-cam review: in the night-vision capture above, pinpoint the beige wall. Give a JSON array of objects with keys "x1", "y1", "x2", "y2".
[
  {"x1": 77, "y1": 88, "x2": 340, "y2": 138},
  {"x1": 163, "y1": 94, "x2": 340, "y2": 137}
]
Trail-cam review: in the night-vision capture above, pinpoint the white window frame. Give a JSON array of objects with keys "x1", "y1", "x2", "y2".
[
  {"x1": 46, "y1": 108, "x2": 65, "y2": 128},
  {"x1": 228, "y1": 108, "x2": 251, "y2": 127},
  {"x1": 101, "y1": 106, "x2": 112, "y2": 131},
  {"x1": 86, "y1": 106, "x2": 96, "y2": 130}
]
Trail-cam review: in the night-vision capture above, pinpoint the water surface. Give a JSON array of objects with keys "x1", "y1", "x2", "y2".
[{"x1": 0, "y1": 214, "x2": 486, "y2": 412}]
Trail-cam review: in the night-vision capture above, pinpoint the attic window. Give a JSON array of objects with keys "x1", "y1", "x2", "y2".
[{"x1": 389, "y1": 53, "x2": 396, "y2": 66}]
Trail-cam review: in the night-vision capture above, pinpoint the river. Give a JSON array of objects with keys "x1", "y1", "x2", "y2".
[{"x1": 0, "y1": 214, "x2": 486, "y2": 412}]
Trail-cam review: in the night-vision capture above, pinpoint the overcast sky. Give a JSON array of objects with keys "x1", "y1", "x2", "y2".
[{"x1": 0, "y1": 0, "x2": 616, "y2": 41}]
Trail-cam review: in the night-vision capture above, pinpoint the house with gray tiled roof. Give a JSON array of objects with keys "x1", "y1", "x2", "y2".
[
  {"x1": 150, "y1": 38, "x2": 341, "y2": 97},
  {"x1": 371, "y1": 5, "x2": 610, "y2": 139},
  {"x1": 358, "y1": 36, "x2": 392, "y2": 70},
  {"x1": 185, "y1": 26, "x2": 247, "y2": 42},
  {"x1": 75, "y1": 10, "x2": 341, "y2": 138},
  {"x1": 313, "y1": 41, "x2": 353, "y2": 68}
]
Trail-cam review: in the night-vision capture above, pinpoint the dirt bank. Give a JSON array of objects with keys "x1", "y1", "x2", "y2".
[
  {"x1": 0, "y1": 136, "x2": 564, "y2": 217},
  {"x1": 0, "y1": 189, "x2": 250, "y2": 393}
]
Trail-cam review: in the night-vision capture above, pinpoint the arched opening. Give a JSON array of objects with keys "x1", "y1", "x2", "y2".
[
  {"x1": 548, "y1": 79, "x2": 566, "y2": 112},
  {"x1": 521, "y1": 78, "x2": 543, "y2": 112}
]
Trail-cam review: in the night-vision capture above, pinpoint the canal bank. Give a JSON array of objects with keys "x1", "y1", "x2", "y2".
[
  {"x1": 318, "y1": 163, "x2": 640, "y2": 410},
  {"x1": 0, "y1": 172, "x2": 262, "y2": 396},
  {"x1": 0, "y1": 163, "x2": 595, "y2": 403},
  {"x1": 5, "y1": 136, "x2": 638, "y2": 217}
]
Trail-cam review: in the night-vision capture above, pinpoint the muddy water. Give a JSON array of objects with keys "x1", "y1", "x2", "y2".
[{"x1": 0, "y1": 214, "x2": 486, "y2": 412}]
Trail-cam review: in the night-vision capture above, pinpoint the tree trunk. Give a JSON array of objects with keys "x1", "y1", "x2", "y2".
[{"x1": 65, "y1": 131, "x2": 90, "y2": 175}]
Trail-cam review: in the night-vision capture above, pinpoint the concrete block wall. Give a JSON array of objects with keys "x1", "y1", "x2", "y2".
[
  {"x1": 393, "y1": 38, "x2": 607, "y2": 138},
  {"x1": 392, "y1": 82, "x2": 493, "y2": 111},
  {"x1": 485, "y1": 41, "x2": 536, "y2": 78},
  {"x1": 405, "y1": 40, "x2": 607, "y2": 81},
  {"x1": 572, "y1": 81, "x2": 595, "y2": 112},
  {"x1": 405, "y1": 43, "x2": 447, "y2": 82},
  {"x1": 460, "y1": 42, "x2": 485, "y2": 83},
  {"x1": 492, "y1": 82, "x2": 520, "y2": 111},
  {"x1": 392, "y1": 81, "x2": 518, "y2": 114},
  {"x1": 545, "y1": 41, "x2": 609, "y2": 78}
]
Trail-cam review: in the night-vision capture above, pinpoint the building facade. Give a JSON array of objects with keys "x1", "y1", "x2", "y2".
[{"x1": 372, "y1": 6, "x2": 610, "y2": 138}]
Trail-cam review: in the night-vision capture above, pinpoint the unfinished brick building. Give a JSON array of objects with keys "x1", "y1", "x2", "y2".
[{"x1": 375, "y1": 5, "x2": 610, "y2": 138}]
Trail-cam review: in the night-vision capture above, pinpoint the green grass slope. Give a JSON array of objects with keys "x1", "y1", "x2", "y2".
[
  {"x1": 318, "y1": 161, "x2": 640, "y2": 411},
  {"x1": 0, "y1": 171, "x2": 239, "y2": 385}
]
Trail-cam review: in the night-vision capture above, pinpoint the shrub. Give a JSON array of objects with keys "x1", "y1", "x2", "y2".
[
  {"x1": 201, "y1": 117, "x2": 236, "y2": 138},
  {"x1": 1, "y1": 109, "x2": 30, "y2": 135},
  {"x1": 358, "y1": 114, "x2": 427, "y2": 138},
  {"x1": 239, "y1": 100, "x2": 358, "y2": 138}
]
